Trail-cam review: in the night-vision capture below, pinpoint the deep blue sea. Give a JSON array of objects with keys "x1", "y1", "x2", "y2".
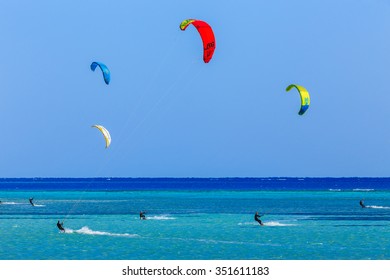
[{"x1": 1, "y1": 178, "x2": 390, "y2": 260}]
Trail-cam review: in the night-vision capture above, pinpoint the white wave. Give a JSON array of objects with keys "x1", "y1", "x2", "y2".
[
  {"x1": 0, "y1": 202, "x2": 24, "y2": 205},
  {"x1": 329, "y1": 189, "x2": 341, "y2": 192},
  {"x1": 147, "y1": 215, "x2": 176, "y2": 220},
  {"x1": 238, "y1": 221, "x2": 296, "y2": 227},
  {"x1": 353, "y1": 188, "x2": 375, "y2": 192},
  {"x1": 0, "y1": 201, "x2": 44, "y2": 206},
  {"x1": 64, "y1": 226, "x2": 138, "y2": 237},
  {"x1": 366, "y1": 205, "x2": 390, "y2": 209},
  {"x1": 263, "y1": 221, "x2": 296, "y2": 227},
  {"x1": 51, "y1": 199, "x2": 129, "y2": 203}
]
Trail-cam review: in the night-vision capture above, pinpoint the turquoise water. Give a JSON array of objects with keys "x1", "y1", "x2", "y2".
[{"x1": 1, "y1": 178, "x2": 390, "y2": 259}]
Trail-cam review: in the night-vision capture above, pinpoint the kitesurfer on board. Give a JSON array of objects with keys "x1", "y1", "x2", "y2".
[
  {"x1": 254, "y1": 211, "x2": 264, "y2": 226},
  {"x1": 57, "y1": 221, "x2": 65, "y2": 232}
]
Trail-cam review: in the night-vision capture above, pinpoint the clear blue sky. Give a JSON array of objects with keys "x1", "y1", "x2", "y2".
[{"x1": 1, "y1": 0, "x2": 389, "y2": 177}]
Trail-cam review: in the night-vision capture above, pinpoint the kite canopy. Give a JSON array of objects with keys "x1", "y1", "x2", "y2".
[
  {"x1": 92, "y1": 125, "x2": 111, "y2": 148},
  {"x1": 286, "y1": 84, "x2": 310, "y2": 115},
  {"x1": 90, "y1": 62, "x2": 110, "y2": 85},
  {"x1": 180, "y1": 19, "x2": 216, "y2": 63}
]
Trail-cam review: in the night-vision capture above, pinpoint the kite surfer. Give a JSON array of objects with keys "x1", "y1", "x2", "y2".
[
  {"x1": 139, "y1": 211, "x2": 146, "y2": 220},
  {"x1": 254, "y1": 211, "x2": 264, "y2": 226},
  {"x1": 29, "y1": 198, "x2": 35, "y2": 206},
  {"x1": 360, "y1": 200, "x2": 366, "y2": 208},
  {"x1": 57, "y1": 221, "x2": 65, "y2": 232}
]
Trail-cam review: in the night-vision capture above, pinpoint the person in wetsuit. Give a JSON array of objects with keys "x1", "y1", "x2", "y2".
[
  {"x1": 29, "y1": 198, "x2": 35, "y2": 206},
  {"x1": 254, "y1": 211, "x2": 264, "y2": 226},
  {"x1": 57, "y1": 221, "x2": 65, "y2": 232},
  {"x1": 139, "y1": 211, "x2": 146, "y2": 220},
  {"x1": 360, "y1": 200, "x2": 366, "y2": 208}
]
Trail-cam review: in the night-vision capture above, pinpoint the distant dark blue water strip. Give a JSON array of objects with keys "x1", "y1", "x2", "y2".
[{"x1": 1, "y1": 177, "x2": 390, "y2": 191}]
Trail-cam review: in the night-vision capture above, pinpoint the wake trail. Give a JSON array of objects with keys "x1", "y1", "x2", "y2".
[
  {"x1": 238, "y1": 221, "x2": 296, "y2": 227},
  {"x1": 63, "y1": 226, "x2": 139, "y2": 237},
  {"x1": 0, "y1": 202, "x2": 45, "y2": 206},
  {"x1": 1, "y1": 202, "x2": 24, "y2": 205},
  {"x1": 366, "y1": 205, "x2": 390, "y2": 209},
  {"x1": 146, "y1": 215, "x2": 176, "y2": 220},
  {"x1": 263, "y1": 221, "x2": 296, "y2": 227}
]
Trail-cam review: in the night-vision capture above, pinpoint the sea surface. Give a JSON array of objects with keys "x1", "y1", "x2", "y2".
[{"x1": 1, "y1": 178, "x2": 390, "y2": 260}]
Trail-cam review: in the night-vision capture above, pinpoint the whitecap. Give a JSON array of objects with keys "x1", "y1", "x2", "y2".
[
  {"x1": 238, "y1": 221, "x2": 296, "y2": 227},
  {"x1": 263, "y1": 221, "x2": 296, "y2": 227},
  {"x1": 1, "y1": 202, "x2": 23, "y2": 205},
  {"x1": 64, "y1": 226, "x2": 138, "y2": 237},
  {"x1": 366, "y1": 205, "x2": 390, "y2": 209},
  {"x1": 147, "y1": 215, "x2": 176, "y2": 220}
]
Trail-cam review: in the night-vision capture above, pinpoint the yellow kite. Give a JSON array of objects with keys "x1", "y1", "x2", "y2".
[
  {"x1": 286, "y1": 84, "x2": 310, "y2": 115},
  {"x1": 92, "y1": 125, "x2": 111, "y2": 148}
]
